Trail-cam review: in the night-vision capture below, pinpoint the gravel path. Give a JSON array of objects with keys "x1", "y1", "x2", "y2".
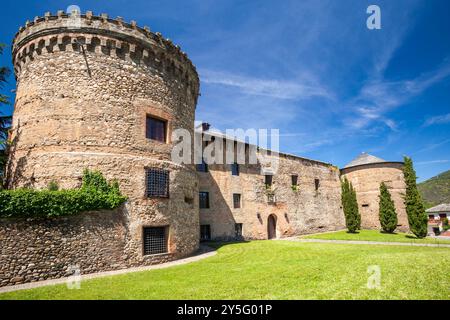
[{"x1": 0, "y1": 245, "x2": 217, "y2": 294}]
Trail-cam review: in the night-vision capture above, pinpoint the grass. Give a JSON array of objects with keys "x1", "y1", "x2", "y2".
[
  {"x1": 0, "y1": 240, "x2": 449, "y2": 300},
  {"x1": 301, "y1": 229, "x2": 450, "y2": 244}
]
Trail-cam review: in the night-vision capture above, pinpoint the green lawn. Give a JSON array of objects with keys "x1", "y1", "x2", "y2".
[
  {"x1": 301, "y1": 229, "x2": 450, "y2": 244},
  {"x1": 1, "y1": 241, "x2": 449, "y2": 300}
]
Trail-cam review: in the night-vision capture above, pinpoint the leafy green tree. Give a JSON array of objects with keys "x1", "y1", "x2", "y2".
[
  {"x1": 378, "y1": 182, "x2": 397, "y2": 233},
  {"x1": 341, "y1": 177, "x2": 361, "y2": 233},
  {"x1": 403, "y1": 156, "x2": 428, "y2": 238},
  {"x1": 0, "y1": 43, "x2": 11, "y2": 186}
]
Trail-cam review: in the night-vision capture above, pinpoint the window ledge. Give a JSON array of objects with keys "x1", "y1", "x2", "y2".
[{"x1": 142, "y1": 252, "x2": 171, "y2": 257}]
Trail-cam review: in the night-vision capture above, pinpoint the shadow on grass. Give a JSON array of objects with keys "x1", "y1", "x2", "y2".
[
  {"x1": 200, "y1": 240, "x2": 251, "y2": 251},
  {"x1": 380, "y1": 231, "x2": 399, "y2": 235}
]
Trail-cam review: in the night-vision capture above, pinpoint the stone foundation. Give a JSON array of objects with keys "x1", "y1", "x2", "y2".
[{"x1": 0, "y1": 207, "x2": 190, "y2": 287}]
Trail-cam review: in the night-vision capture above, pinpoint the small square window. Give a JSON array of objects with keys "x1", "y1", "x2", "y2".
[
  {"x1": 196, "y1": 159, "x2": 208, "y2": 172},
  {"x1": 231, "y1": 163, "x2": 239, "y2": 176},
  {"x1": 199, "y1": 191, "x2": 210, "y2": 209},
  {"x1": 200, "y1": 225, "x2": 211, "y2": 241},
  {"x1": 146, "y1": 168, "x2": 169, "y2": 198},
  {"x1": 146, "y1": 116, "x2": 167, "y2": 143},
  {"x1": 265, "y1": 175, "x2": 273, "y2": 186},
  {"x1": 235, "y1": 223, "x2": 243, "y2": 238},
  {"x1": 233, "y1": 193, "x2": 241, "y2": 209},
  {"x1": 143, "y1": 226, "x2": 168, "y2": 255}
]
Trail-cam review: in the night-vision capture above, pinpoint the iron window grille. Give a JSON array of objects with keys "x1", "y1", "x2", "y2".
[
  {"x1": 235, "y1": 223, "x2": 243, "y2": 239},
  {"x1": 146, "y1": 116, "x2": 167, "y2": 143},
  {"x1": 265, "y1": 175, "x2": 273, "y2": 186},
  {"x1": 196, "y1": 159, "x2": 208, "y2": 172},
  {"x1": 199, "y1": 191, "x2": 210, "y2": 209},
  {"x1": 233, "y1": 193, "x2": 241, "y2": 209},
  {"x1": 200, "y1": 225, "x2": 211, "y2": 241},
  {"x1": 143, "y1": 226, "x2": 168, "y2": 255},
  {"x1": 146, "y1": 168, "x2": 169, "y2": 198},
  {"x1": 231, "y1": 163, "x2": 239, "y2": 176}
]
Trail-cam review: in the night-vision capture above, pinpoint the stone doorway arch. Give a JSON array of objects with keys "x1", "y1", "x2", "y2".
[{"x1": 267, "y1": 214, "x2": 277, "y2": 239}]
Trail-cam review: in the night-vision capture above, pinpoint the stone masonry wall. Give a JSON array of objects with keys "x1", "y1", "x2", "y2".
[
  {"x1": 199, "y1": 150, "x2": 345, "y2": 240},
  {"x1": 0, "y1": 209, "x2": 131, "y2": 287}
]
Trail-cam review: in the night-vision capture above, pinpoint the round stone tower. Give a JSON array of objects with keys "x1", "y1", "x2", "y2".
[
  {"x1": 7, "y1": 10, "x2": 200, "y2": 264},
  {"x1": 340, "y1": 153, "x2": 408, "y2": 231}
]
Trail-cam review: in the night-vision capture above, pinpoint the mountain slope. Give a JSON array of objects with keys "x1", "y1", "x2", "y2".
[{"x1": 418, "y1": 170, "x2": 450, "y2": 208}]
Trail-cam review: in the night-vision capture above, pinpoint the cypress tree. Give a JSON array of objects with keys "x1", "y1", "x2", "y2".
[
  {"x1": 352, "y1": 183, "x2": 361, "y2": 230},
  {"x1": 403, "y1": 156, "x2": 428, "y2": 238},
  {"x1": 341, "y1": 177, "x2": 360, "y2": 233},
  {"x1": 378, "y1": 182, "x2": 397, "y2": 233}
]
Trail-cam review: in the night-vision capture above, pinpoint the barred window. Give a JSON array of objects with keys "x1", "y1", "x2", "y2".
[
  {"x1": 233, "y1": 193, "x2": 241, "y2": 209},
  {"x1": 291, "y1": 175, "x2": 298, "y2": 186},
  {"x1": 265, "y1": 175, "x2": 273, "y2": 186},
  {"x1": 199, "y1": 191, "x2": 210, "y2": 209},
  {"x1": 146, "y1": 116, "x2": 167, "y2": 143},
  {"x1": 143, "y1": 226, "x2": 168, "y2": 255},
  {"x1": 235, "y1": 223, "x2": 243, "y2": 238},
  {"x1": 200, "y1": 225, "x2": 211, "y2": 241},
  {"x1": 315, "y1": 178, "x2": 320, "y2": 191},
  {"x1": 231, "y1": 163, "x2": 239, "y2": 176},
  {"x1": 196, "y1": 159, "x2": 208, "y2": 172},
  {"x1": 146, "y1": 168, "x2": 169, "y2": 198}
]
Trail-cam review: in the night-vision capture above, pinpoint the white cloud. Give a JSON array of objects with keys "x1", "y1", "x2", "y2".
[
  {"x1": 200, "y1": 69, "x2": 333, "y2": 101},
  {"x1": 416, "y1": 159, "x2": 450, "y2": 165},
  {"x1": 424, "y1": 113, "x2": 450, "y2": 126},
  {"x1": 348, "y1": 61, "x2": 450, "y2": 130}
]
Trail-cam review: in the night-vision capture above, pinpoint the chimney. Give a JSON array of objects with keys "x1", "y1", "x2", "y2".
[{"x1": 201, "y1": 122, "x2": 210, "y2": 131}]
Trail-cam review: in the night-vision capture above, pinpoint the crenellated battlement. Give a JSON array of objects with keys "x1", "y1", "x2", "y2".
[{"x1": 12, "y1": 10, "x2": 199, "y2": 97}]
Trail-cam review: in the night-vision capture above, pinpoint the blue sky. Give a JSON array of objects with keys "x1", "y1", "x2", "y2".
[{"x1": 1, "y1": 0, "x2": 450, "y2": 181}]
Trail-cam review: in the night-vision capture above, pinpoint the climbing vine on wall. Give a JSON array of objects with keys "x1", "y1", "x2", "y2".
[{"x1": 0, "y1": 169, "x2": 127, "y2": 218}]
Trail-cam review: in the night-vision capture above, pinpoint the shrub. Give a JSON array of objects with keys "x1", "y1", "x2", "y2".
[
  {"x1": 47, "y1": 180, "x2": 59, "y2": 191},
  {"x1": 443, "y1": 217, "x2": 449, "y2": 231},
  {"x1": 0, "y1": 170, "x2": 127, "y2": 218}
]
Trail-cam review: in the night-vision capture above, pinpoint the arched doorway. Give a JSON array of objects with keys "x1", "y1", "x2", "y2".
[{"x1": 267, "y1": 214, "x2": 277, "y2": 239}]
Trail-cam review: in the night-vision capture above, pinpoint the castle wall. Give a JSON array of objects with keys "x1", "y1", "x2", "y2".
[
  {"x1": 199, "y1": 153, "x2": 345, "y2": 240},
  {"x1": 341, "y1": 163, "x2": 408, "y2": 231},
  {"x1": 6, "y1": 13, "x2": 200, "y2": 268},
  {"x1": 0, "y1": 209, "x2": 129, "y2": 287}
]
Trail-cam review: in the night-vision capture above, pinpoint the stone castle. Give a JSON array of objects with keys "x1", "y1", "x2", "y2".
[{"x1": 0, "y1": 11, "x2": 407, "y2": 286}]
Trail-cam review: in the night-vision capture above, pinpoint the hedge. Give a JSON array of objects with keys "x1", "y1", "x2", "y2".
[{"x1": 0, "y1": 169, "x2": 127, "y2": 218}]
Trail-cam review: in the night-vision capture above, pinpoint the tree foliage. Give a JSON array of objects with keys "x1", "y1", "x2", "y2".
[
  {"x1": 0, "y1": 43, "x2": 11, "y2": 185},
  {"x1": 378, "y1": 182, "x2": 398, "y2": 233},
  {"x1": 341, "y1": 177, "x2": 361, "y2": 233},
  {"x1": 403, "y1": 156, "x2": 428, "y2": 238}
]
